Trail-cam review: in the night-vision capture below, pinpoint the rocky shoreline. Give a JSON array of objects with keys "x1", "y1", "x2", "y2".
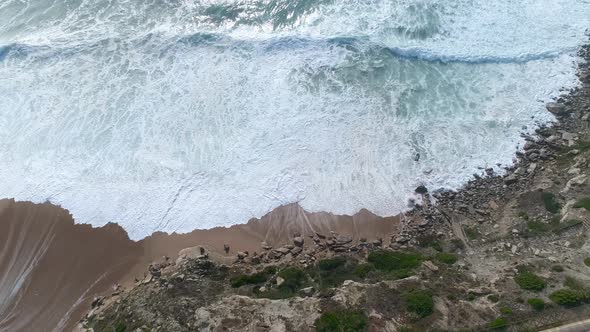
[{"x1": 80, "y1": 44, "x2": 590, "y2": 332}]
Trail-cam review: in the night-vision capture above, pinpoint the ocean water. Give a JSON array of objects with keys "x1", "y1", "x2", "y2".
[{"x1": 0, "y1": 0, "x2": 589, "y2": 239}]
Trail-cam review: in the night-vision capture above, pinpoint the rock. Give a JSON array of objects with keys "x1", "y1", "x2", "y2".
[
  {"x1": 512, "y1": 229, "x2": 519, "y2": 235},
  {"x1": 276, "y1": 276, "x2": 285, "y2": 287},
  {"x1": 291, "y1": 247, "x2": 303, "y2": 256},
  {"x1": 141, "y1": 274, "x2": 153, "y2": 284},
  {"x1": 293, "y1": 236, "x2": 304, "y2": 247},
  {"x1": 261, "y1": 242, "x2": 273, "y2": 250},
  {"x1": 342, "y1": 280, "x2": 355, "y2": 286},
  {"x1": 488, "y1": 200, "x2": 499, "y2": 210},
  {"x1": 561, "y1": 175, "x2": 587, "y2": 194},
  {"x1": 562, "y1": 131, "x2": 577, "y2": 141},
  {"x1": 546, "y1": 102, "x2": 566, "y2": 115},
  {"x1": 582, "y1": 113, "x2": 589, "y2": 121},
  {"x1": 237, "y1": 252, "x2": 247, "y2": 260},
  {"x1": 415, "y1": 185, "x2": 428, "y2": 194},
  {"x1": 275, "y1": 247, "x2": 291, "y2": 255},
  {"x1": 423, "y1": 261, "x2": 439, "y2": 272},
  {"x1": 315, "y1": 232, "x2": 326, "y2": 239},
  {"x1": 335, "y1": 236, "x2": 353, "y2": 245},
  {"x1": 534, "y1": 249, "x2": 540, "y2": 256},
  {"x1": 504, "y1": 174, "x2": 518, "y2": 185},
  {"x1": 511, "y1": 245, "x2": 518, "y2": 254},
  {"x1": 527, "y1": 163, "x2": 537, "y2": 174},
  {"x1": 300, "y1": 287, "x2": 314, "y2": 297},
  {"x1": 259, "y1": 286, "x2": 267, "y2": 292},
  {"x1": 91, "y1": 296, "x2": 104, "y2": 308},
  {"x1": 371, "y1": 238, "x2": 383, "y2": 247}
]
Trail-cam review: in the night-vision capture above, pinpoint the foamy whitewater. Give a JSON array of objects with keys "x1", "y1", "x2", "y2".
[{"x1": 0, "y1": 0, "x2": 589, "y2": 239}]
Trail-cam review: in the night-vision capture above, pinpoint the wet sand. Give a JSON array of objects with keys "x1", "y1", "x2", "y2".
[{"x1": 0, "y1": 199, "x2": 400, "y2": 331}]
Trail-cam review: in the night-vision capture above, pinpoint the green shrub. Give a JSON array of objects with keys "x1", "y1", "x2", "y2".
[
  {"x1": 313, "y1": 256, "x2": 358, "y2": 288},
  {"x1": 315, "y1": 310, "x2": 368, "y2": 332},
  {"x1": 584, "y1": 258, "x2": 590, "y2": 267},
  {"x1": 230, "y1": 266, "x2": 276, "y2": 288},
  {"x1": 526, "y1": 220, "x2": 551, "y2": 234},
  {"x1": 487, "y1": 294, "x2": 500, "y2": 303},
  {"x1": 463, "y1": 226, "x2": 480, "y2": 240},
  {"x1": 278, "y1": 267, "x2": 306, "y2": 291},
  {"x1": 435, "y1": 252, "x2": 458, "y2": 265},
  {"x1": 552, "y1": 265, "x2": 564, "y2": 272},
  {"x1": 404, "y1": 290, "x2": 434, "y2": 317},
  {"x1": 489, "y1": 318, "x2": 508, "y2": 330},
  {"x1": 115, "y1": 322, "x2": 127, "y2": 332},
  {"x1": 527, "y1": 298, "x2": 545, "y2": 311},
  {"x1": 515, "y1": 272, "x2": 546, "y2": 291},
  {"x1": 353, "y1": 263, "x2": 374, "y2": 279},
  {"x1": 549, "y1": 289, "x2": 584, "y2": 306},
  {"x1": 573, "y1": 197, "x2": 590, "y2": 211},
  {"x1": 367, "y1": 250, "x2": 423, "y2": 273},
  {"x1": 318, "y1": 256, "x2": 347, "y2": 271},
  {"x1": 542, "y1": 192, "x2": 561, "y2": 213},
  {"x1": 499, "y1": 307, "x2": 512, "y2": 315}
]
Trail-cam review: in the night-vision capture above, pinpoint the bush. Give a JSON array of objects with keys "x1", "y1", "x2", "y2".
[
  {"x1": 542, "y1": 192, "x2": 561, "y2": 213},
  {"x1": 115, "y1": 322, "x2": 127, "y2": 332},
  {"x1": 499, "y1": 307, "x2": 512, "y2": 315},
  {"x1": 573, "y1": 197, "x2": 590, "y2": 211},
  {"x1": 487, "y1": 294, "x2": 500, "y2": 303},
  {"x1": 549, "y1": 289, "x2": 584, "y2": 307},
  {"x1": 463, "y1": 226, "x2": 480, "y2": 240},
  {"x1": 278, "y1": 267, "x2": 306, "y2": 291},
  {"x1": 353, "y1": 263, "x2": 374, "y2": 279},
  {"x1": 319, "y1": 256, "x2": 347, "y2": 271},
  {"x1": 230, "y1": 266, "x2": 276, "y2": 288},
  {"x1": 585, "y1": 258, "x2": 590, "y2": 267},
  {"x1": 552, "y1": 265, "x2": 564, "y2": 272},
  {"x1": 404, "y1": 290, "x2": 434, "y2": 317},
  {"x1": 515, "y1": 272, "x2": 546, "y2": 291},
  {"x1": 527, "y1": 298, "x2": 545, "y2": 311},
  {"x1": 489, "y1": 318, "x2": 508, "y2": 330},
  {"x1": 526, "y1": 220, "x2": 551, "y2": 234},
  {"x1": 435, "y1": 252, "x2": 458, "y2": 265},
  {"x1": 367, "y1": 250, "x2": 423, "y2": 273},
  {"x1": 315, "y1": 310, "x2": 368, "y2": 332}
]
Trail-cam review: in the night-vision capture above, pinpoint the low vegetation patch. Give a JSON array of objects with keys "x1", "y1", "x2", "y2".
[
  {"x1": 258, "y1": 267, "x2": 307, "y2": 299},
  {"x1": 585, "y1": 258, "x2": 590, "y2": 267},
  {"x1": 230, "y1": 266, "x2": 276, "y2": 288},
  {"x1": 499, "y1": 307, "x2": 512, "y2": 315},
  {"x1": 489, "y1": 318, "x2": 508, "y2": 330},
  {"x1": 463, "y1": 225, "x2": 480, "y2": 240},
  {"x1": 487, "y1": 294, "x2": 500, "y2": 303},
  {"x1": 367, "y1": 250, "x2": 423, "y2": 279},
  {"x1": 551, "y1": 265, "x2": 564, "y2": 272},
  {"x1": 435, "y1": 252, "x2": 458, "y2": 265},
  {"x1": 315, "y1": 310, "x2": 368, "y2": 332},
  {"x1": 314, "y1": 256, "x2": 360, "y2": 288},
  {"x1": 549, "y1": 289, "x2": 585, "y2": 307},
  {"x1": 573, "y1": 197, "x2": 590, "y2": 211},
  {"x1": 526, "y1": 219, "x2": 582, "y2": 236},
  {"x1": 514, "y1": 271, "x2": 546, "y2": 291},
  {"x1": 404, "y1": 289, "x2": 434, "y2": 318},
  {"x1": 542, "y1": 192, "x2": 561, "y2": 214},
  {"x1": 527, "y1": 298, "x2": 545, "y2": 311}
]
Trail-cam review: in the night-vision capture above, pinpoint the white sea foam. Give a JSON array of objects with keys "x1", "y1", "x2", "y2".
[{"x1": 0, "y1": 0, "x2": 588, "y2": 239}]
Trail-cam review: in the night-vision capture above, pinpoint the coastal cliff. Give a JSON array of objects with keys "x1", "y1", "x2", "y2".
[{"x1": 79, "y1": 45, "x2": 590, "y2": 332}]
